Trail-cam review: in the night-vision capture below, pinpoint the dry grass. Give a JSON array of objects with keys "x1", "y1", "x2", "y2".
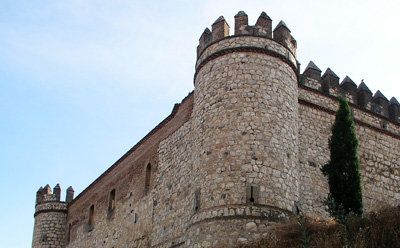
[{"x1": 238, "y1": 206, "x2": 400, "y2": 248}]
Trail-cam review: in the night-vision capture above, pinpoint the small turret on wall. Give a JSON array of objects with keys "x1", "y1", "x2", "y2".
[{"x1": 32, "y1": 184, "x2": 74, "y2": 248}]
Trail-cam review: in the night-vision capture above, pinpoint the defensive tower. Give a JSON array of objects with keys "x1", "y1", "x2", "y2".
[
  {"x1": 189, "y1": 11, "x2": 300, "y2": 245},
  {"x1": 32, "y1": 184, "x2": 74, "y2": 248}
]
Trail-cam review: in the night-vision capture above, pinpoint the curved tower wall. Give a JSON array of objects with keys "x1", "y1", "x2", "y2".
[
  {"x1": 189, "y1": 13, "x2": 299, "y2": 245},
  {"x1": 32, "y1": 185, "x2": 71, "y2": 248}
]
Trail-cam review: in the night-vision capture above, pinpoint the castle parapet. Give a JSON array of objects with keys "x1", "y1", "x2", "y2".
[
  {"x1": 197, "y1": 11, "x2": 297, "y2": 58},
  {"x1": 35, "y1": 184, "x2": 74, "y2": 206},
  {"x1": 301, "y1": 62, "x2": 399, "y2": 123}
]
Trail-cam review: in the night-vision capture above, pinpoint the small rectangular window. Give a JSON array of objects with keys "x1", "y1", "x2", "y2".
[
  {"x1": 194, "y1": 189, "x2": 201, "y2": 212},
  {"x1": 145, "y1": 163, "x2": 151, "y2": 194},
  {"x1": 88, "y1": 205, "x2": 94, "y2": 231},
  {"x1": 108, "y1": 189, "x2": 116, "y2": 212}
]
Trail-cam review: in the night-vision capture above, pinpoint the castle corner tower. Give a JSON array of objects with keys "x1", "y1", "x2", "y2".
[
  {"x1": 189, "y1": 11, "x2": 300, "y2": 245},
  {"x1": 32, "y1": 184, "x2": 73, "y2": 248}
]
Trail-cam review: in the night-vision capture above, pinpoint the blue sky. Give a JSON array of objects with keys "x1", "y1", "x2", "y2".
[{"x1": 1, "y1": 0, "x2": 399, "y2": 247}]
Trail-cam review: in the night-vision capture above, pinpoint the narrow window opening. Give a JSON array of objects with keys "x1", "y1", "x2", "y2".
[
  {"x1": 381, "y1": 121, "x2": 388, "y2": 130},
  {"x1": 108, "y1": 189, "x2": 116, "y2": 212},
  {"x1": 88, "y1": 205, "x2": 94, "y2": 231},
  {"x1": 246, "y1": 185, "x2": 259, "y2": 204},
  {"x1": 145, "y1": 163, "x2": 151, "y2": 194},
  {"x1": 134, "y1": 213, "x2": 138, "y2": 223},
  {"x1": 67, "y1": 223, "x2": 71, "y2": 243},
  {"x1": 194, "y1": 189, "x2": 201, "y2": 212},
  {"x1": 249, "y1": 186, "x2": 255, "y2": 203},
  {"x1": 40, "y1": 234, "x2": 47, "y2": 242}
]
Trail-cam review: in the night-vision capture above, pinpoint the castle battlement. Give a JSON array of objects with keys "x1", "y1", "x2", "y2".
[
  {"x1": 301, "y1": 61, "x2": 399, "y2": 123},
  {"x1": 35, "y1": 184, "x2": 74, "y2": 206},
  {"x1": 197, "y1": 11, "x2": 297, "y2": 59},
  {"x1": 32, "y1": 10, "x2": 400, "y2": 248}
]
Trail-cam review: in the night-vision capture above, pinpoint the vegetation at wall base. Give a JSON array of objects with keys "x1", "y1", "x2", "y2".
[
  {"x1": 237, "y1": 206, "x2": 400, "y2": 248},
  {"x1": 322, "y1": 98, "x2": 363, "y2": 221}
]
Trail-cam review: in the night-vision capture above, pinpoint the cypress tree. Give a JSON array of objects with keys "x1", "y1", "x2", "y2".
[{"x1": 322, "y1": 98, "x2": 363, "y2": 221}]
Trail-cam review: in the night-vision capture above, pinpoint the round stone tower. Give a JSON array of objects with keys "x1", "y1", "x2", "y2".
[
  {"x1": 189, "y1": 11, "x2": 300, "y2": 246},
  {"x1": 32, "y1": 184, "x2": 73, "y2": 248}
]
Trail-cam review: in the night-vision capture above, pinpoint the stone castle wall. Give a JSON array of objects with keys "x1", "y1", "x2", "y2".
[
  {"x1": 64, "y1": 93, "x2": 193, "y2": 248},
  {"x1": 32, "y1": 11, "x2": 400, "y2": 248},
  {"x1": 298, "y1": 86, "x2": 400, "y2": 217}
]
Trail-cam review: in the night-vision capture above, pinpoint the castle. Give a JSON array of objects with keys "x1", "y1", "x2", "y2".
[{"x1": 32, "y1": 11, "x2": 400, "y2": 248}]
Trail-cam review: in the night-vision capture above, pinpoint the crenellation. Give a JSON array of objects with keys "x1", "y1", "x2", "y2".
[
  {"x1": 234, "y1": 11, "x2": 248, "y2": 35},
  {"x1": 357, "y1": 81, "x2": 373, "y2": 108},
  {"x1": 33, "y1": 11, "x2": 400, "y2": 248},
  {"x1": 43, "y1": 184, "x2": 52, "y2": 195},
  {"x1": 66, "y1": 186, "x2": 74, "y2": 203},
  {"x1": 303, "y1": 61, "x2": 322, "y2": 81},
  {"x1": 54, "y1": 184, "x2": 61, "y2": 201},
  {"x1": 255, "y1": 12, "x2": 272, "y2": 38},
  {"x1": 273, "y1": 20, "x2": 296, "y2": 55},
  {"x1": 301, "y1": 62, "x2": 399, "y2": 124},
  {"x1": 371, "y1": 90, "x2": 389, "y2": 117},
  {"x1": 211, "y1": 16, "x2": 230, "y2": 42},
  {"x1": 339, "y1": 76, "x2": 358, "y2": 103},
  {"x1": 321, "y1": 67, "x2": 340, "y2": 94},
  {"x1": 197, "y1": 28, "x2": 212, "y2": 58},
  {"x1": 389, "y1": 97, "x2": 400, "y2": 122},
  {"x1": 36, "y1": 187, "x2": 44, "y2": 205}
]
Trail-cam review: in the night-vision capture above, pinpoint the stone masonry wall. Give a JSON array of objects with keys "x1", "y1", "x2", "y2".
[
  {"x1": 188, "y1": 33, "x2": 299, "y2": 246},
  {"x1": 32, "y1": 212, "x2": 68, "y2": 248},
  {"x1": 65, "y1": 94, "x2": 193, "y2": 248},
  {"x1": 298, "y1": 86, "x2": 400, "y2": 217}
]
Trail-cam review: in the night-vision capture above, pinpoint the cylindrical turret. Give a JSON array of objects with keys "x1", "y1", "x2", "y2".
[
  {"x1": 32, "y1": 184, "x2": 70, "y2": 248},
  {"x1": 189, "y1": 12, "x2": 299, "y2": 245}
]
